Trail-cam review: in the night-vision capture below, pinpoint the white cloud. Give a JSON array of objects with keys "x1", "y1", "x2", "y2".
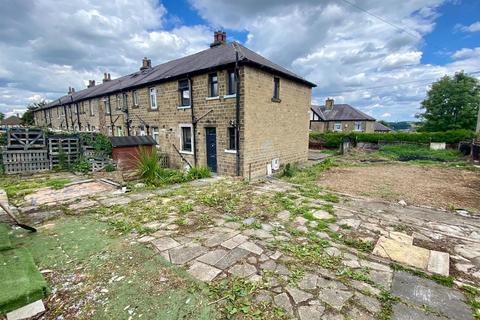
[
  {"x1": 456, "y1": 21, "x2": 480, "y2": 33},
  {"x1": 0, "y1": 0, "x2": 212, "y2": 116}
]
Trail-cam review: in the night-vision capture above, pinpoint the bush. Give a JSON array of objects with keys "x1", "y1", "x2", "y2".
[
  {"x1": 309, "y1": 129, "x2": 475, "y2": 148},
  {"x1": 80, "y1": 133, "x2": 112, "y2": 156},
  {"x1": 378, "y1": 144, "x2": 463, "y2": 162},
  {"x1": 136, "y1": 147, "x2": 211, "y2": 186},
  {"x1": 72, "y1": 157, "x2": 91, "y2": 173}
]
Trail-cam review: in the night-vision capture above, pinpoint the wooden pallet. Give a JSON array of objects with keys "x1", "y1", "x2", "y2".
[{"x1": 2, "y1": 150, "x2": 49, "y2": 174}]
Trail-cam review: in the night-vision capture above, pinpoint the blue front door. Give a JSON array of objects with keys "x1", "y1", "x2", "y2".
[{"x1": 205, "y1": 127, "x2": 217, "y2": 172}]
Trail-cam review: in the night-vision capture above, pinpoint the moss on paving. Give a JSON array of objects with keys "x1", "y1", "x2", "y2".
[
  {"x1": 0, "y1": 248, "x2": 49, "y2": 314},
  {"x1": 11, "y1": 216, "x2": 217, "y2": 319}
]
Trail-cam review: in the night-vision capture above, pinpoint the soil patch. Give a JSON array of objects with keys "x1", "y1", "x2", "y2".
[{"x1": 318, "y1": 164, "x2": 480, "y2": 213}]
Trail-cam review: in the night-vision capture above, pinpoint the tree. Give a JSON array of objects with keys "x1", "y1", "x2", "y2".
[
  {"x1": 417, "y1": 71, "x2": 480, "y2": 132},
  {"x1": 0, "y1": 112, "x2": 4, "y2": 121},
  {"x1": 22, "y1": 100, "x2": 46, "y2": 126}
]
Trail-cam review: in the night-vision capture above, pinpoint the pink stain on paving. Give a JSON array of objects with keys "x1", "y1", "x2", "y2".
[{"x1": 25, "y1": 181, "x2": 115, "y2": 205}]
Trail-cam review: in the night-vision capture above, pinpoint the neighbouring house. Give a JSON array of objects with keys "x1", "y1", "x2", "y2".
[
  {"x1": 374, "y1": 122, "x2": 393, "y2": 133},
  {"x1": 309, "y1": 99, "x2": 375, "y2": 133},
  {"x1": 33, "y1": 31, "x2": 316, "y2": 178},
  {"x1": 0, "y1": 115, "x2": 23, "y2": 131},
  {"x1": 110, "y1": 136, "x2": 158, "y2": 171}
]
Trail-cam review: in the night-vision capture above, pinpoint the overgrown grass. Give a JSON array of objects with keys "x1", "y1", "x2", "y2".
[
  {"x1": 377, "y1": 144, "x2": 463, "y2": 162},
  {"x1": 0, "y1": 177, "x2": 71, "y2": 203},
  {"x1": 278, "y1": 158, "x2": 336, "y2": 184}
]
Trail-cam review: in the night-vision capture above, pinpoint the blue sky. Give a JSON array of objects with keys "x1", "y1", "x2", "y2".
[{"x1": 0, "y1": 0, "x2": 479, "y2": 122}]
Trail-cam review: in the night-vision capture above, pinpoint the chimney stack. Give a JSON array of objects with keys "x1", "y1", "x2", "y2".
[
  {"x1": 87, "y1": 80, "x2": 96, "y2": 88},
  {"x1": 325, "y1": 98, "x2": 334, "y2": 110},
  {"x1": 210, "y1": 31, "x2": 227, "y2": 47},
  {"x1": 103, "y1": 73, "x2": 111, "y2": 83},
  {"x1": 140, "y1": 57, "x2": 152, "y2": 71},
  {"x1": 68, "y1": 87, "x2": 76, "y2": 94}
]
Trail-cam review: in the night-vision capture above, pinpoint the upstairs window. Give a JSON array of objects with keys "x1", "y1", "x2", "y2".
[
  {"x1": 89, "y1": 100, "x2": 94, "y2": 116},
  {"x1": 334, "y1": 122, "x2": 342, "y2": 132},
  {"x1": 149, "y1": 87, "x2": 157, "y2": 109},
  {"x1": 227, "y1": 127, "x2": 237, "y2": 150},
  {"x1": 273, "y1": 77, "x2": 280, "y2": 100},
  {"x1": 133, "y1": 90, "x2": 139, "y2": 107},
  {"x1": 116, "y1": 94, "x2": 121, "y2": 110},
  {"x1": 178, "y1": 80, "x2": 190, "y2": 107},
  {"x1": 208, "y1": 73, "x2": 218, "y2": 97},
  {"x1": 123, "y1": 93, "x2": 128, "y2": 110},
  {"x1": 180, "y1": 125, "x2": 193, "y2": 153},
  {"x1": 104, "y1": 98, "x2": 111, "y2": 115},
  {"x1": 227, "y1": 70, "x2": 236, "y2": 95}
]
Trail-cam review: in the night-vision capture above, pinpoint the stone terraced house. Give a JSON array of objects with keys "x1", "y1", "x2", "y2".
[
  {"x1": 33, "y1": 32, "x2": 316, "y2": 178},
  {"x1": 310, "y1": 99, "x2": 376, "y2": 133}
]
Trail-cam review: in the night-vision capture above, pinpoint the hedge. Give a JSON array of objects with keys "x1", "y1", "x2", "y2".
[{"x1": 309, "y1": 129, "x2": 476, "y2": 148}]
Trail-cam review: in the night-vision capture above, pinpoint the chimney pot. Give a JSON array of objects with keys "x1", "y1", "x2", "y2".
[
  {"x1": 103, "y1": 73, "x2": 109, "y2": 83},
  {"x1": 108, "y1": 73, "x2": 111, "y2": 80},
  {"x1": 140, "y1": 57, "x2": 152, "y2": 71},
  {"x1": 210, "y1": 31, "x2": 227, "y2": 47},
  {"x1": 325, "y1": 98, "x2": 334, "y2": 110},
  {"x1": 87, "y1": 80, "x2": 96, "y2": 88}
]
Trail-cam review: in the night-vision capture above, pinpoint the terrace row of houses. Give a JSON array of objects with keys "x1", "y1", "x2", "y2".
[{"x1": 33, "y1": 32, "x2": 388, "y2": 178}]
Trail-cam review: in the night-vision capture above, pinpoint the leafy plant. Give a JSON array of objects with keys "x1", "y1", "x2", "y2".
[
  {"x1": 72, "y1": 157, "x2": 91, "y2": 173},
  {"x1": 378, "y1": 144, "x2": 463, "y2": 162},
  {"x1": 186, "y1": 166, "x2": 211, "y2": 180}
]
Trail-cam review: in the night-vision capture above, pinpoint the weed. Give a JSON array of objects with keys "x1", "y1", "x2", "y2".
[
  {"x1": 178, "y1": 202, "x2": 193, "y2": 214},
  {"x1": 339, "y1": 224, "x2": 352, "y2": 230},
  {"x1": 186, "y1": 166, "x2": 211, "y2": 180},
  {"x1": 390, "y1": 263, "x2": 454, "y2": 287},
  {"x1": 336, "y1": 267, "x2": 370, "y2": 282},
  {"x1": 318, "y1": 193, "x2": 340, "y2": 203},
  {"x1": 272, "y1": 240, "x2": 341, "y2": 269},
  {"x1": 377, "y1": 290, "x2": 400, "y2": 320},
  {"x1": 288, "y1": 269, "x2": 305, "y2": 286},
  {"x1": 342, "y1": 238, "x2": 374, "y2": 253}
]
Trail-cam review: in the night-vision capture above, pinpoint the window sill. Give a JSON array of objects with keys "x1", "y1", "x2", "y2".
[
  {"x1": 271, "y1": 97, "x2": 282, "y2": 103},
  {"x1": 180, "y1": 150, "x2": 193, "y2": 155},
  {"x1": 224, "y1": 149, "x2": 237, "y2": 154},
  {"x1": 147, "y1": 108, "x2": 158, "y2": 112},
  {"x1": 223, "y1": 94, "x2": 236, "y2": 99},
  {"x1": 206, "y1": 96, "x2": 220, "y2": 101},
  {"x1": 177, "y1": 105, "x2": 191, "y2": 109}
]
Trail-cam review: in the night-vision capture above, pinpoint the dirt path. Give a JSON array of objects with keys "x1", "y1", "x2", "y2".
[{"x1": 318, "y1": 164, "x2": 480, "y2": 213}]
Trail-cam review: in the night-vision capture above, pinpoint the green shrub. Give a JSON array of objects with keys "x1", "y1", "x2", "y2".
[
  {"x1": 136, "y1": 147, "x2": 161, "y2": 185},
  {"x1": 378, "y1": 144, "x2": 463, "y2": 162},
  {"x1": 72, "y1": 157, "x2": 91, "y2": 173},
  {"x1": 80, "y1": 133, "x2": 112, "y2": 156},
  {"x1": 309, "y1": 129, "x2": 475, "y2": 148},
  {"x1": 186, "y1": 166, "x2": 211, "y2": 180}
]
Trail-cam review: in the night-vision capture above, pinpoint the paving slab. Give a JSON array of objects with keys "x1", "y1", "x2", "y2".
[
  {"x1": 312, "y1": 210, "x2": 333, "y2": 220},
  {"x1": 286, "y1": 286, "x2": 313, "y2": 304},
  {"x1": 228, "y1": 263, "x2": 257, "y2": 278},
  {"x1": 391, "y1": 271, "x2": 473, "y2": 320},
  {"x1": 221, "y1": 234, "x2": 248, "y2": 249},
  {"x1": 238, "y1": 241, "x2": 263, "y2": 255},
  {"x1": 427, "y1": 250, "x2": 450, "y2": 276},
  {"x1": 355, "y1": 292, "x2": 381, "y2": 314},
  {"x1": 204, "y1": 229, "x2": 239, "y2": 247},
  {"x1": 151, "y1": 237, "x2": 181, "y2": 252},
  {"x1": 317, "y1": 288, "x2": 353, "y2": 311},
  {"x1": 389, "y1": 231, "x2": 414, "y2": 245},
  {"x1": 273, "y1": 293, "x2": 293, "y2": 316},
  {"x1": 6, "y1": 300, "x2": 45, "y2": 320},
  {"x1": 298, "y1": 273, "x2": 318, "y2": 290},
  {"x1": 392, "y1": 303, "x2": 444, "y2": 320},
  {"x1": 298, "y1": 304, "x2": 325, "y2": 320},
  {"x1": 169, "y1": 245, "x2": 208, "y2": 265},
  {"x1": 196, "y1": 249, "x2": 228, "y2": 266},
  {"x1": 214, "y1": 247, "x2": 250, "y2": 270},
  {"x1": 373, "y1": 237, "x2": 430, "y2": 269},
  {"x1": 187, "y1": 261, "x2": 222, "y2": 282}
]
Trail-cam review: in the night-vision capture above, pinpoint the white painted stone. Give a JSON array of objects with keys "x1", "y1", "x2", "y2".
[
  {"x1": 427, "y1": 250, "x2": 450, "y2": 276},
  {"x1": 7, "y1": 300, "x2": 45, "y2": 320}
]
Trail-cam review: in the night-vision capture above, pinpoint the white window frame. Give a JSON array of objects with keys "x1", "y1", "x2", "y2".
[
  {"x1": 89, "y1": 100, "x2": 94, "y2": 116},
  {"x1": 179, "y1": 124, "x2": 193, "y2": 154},
  {"x1": 334, "y1": 122, "x2": 342, "y2": 132},
  {"x1": 133, "y1": 90, "x2": 139, "y2": 106},
  {"x1": 151, "y1": 126, "x2": 159, "y2": 143},
  {"x1": 149, "y1": 87, "x2": 157, "y2": 110},
  {"x1": 354, "y1": 121, "x2": 363, "y2": 132}
]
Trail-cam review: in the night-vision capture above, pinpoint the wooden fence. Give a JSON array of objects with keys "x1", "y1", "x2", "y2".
[
  {"x1": 7, "y1": 128, "x2": 45, "y2": 150},
  {"x1": 2, "y1": 150, "x2": 49, "y2": 174},
  {"x1": 48, "y1": 137, "x2": 80, "y2": 169}
]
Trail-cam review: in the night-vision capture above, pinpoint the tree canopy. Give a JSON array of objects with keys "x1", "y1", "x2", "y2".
[
  {"x1": 417, "y1": 71, "x2": 480, "y2": 132},
  {"x1": 22, "y1": 100, "x2": 46, "y2": 125},
  {"x1": 0, "y1": 112, "x2": 4, "y2": 121}
]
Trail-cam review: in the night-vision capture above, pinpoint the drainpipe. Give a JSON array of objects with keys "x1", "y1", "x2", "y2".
[
  {"x1": 63, "y1": 104, "x2": 69, "y2": 130},
  {"x1": 76, "y1": 102, "x2": 81, "y2": 131},
  {"x1": 189, "y1": 76, "x2": 197, "y2": 167},
  {"x1": 235, "y1": 50, "x2": 241, "y2": 176},
  {"x1": 108, "y1": 96, "x2": 114, "y2": 136},
  {"x1": 124, "y1": 93, "x2": 131, "y2": 136}
]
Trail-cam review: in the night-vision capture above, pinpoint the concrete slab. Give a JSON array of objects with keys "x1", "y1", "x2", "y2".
[
  {"x1": 187, "y1": 261, "x2": 222, "y2": 282},
  {"x1": 389, "y1": 231, "x2": 413, "y2": 245},
  {"x1": 6, "y1": 300, "x2": 45, "y2": 320},
  {"x1": 151, "y1": 237, "x2": 180, "y2": 252},
  {"x1": 392, "y1": 303, "x2": 444, "y2": 320},
  {"x1": 391, "y1": 271, "x2": 473, "y2": 320},
  {"x1": 373, "y1": 237, "x2": 430, "y2": 269},
  {"x1": 427, "y1": 250, "x2": 450, "y2": 276}
]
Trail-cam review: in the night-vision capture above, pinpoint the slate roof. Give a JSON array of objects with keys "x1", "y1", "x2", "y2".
[
  {"x1": 110, "y1": 135, "x2": 157, "y2": 148},
  {"x1": 374, "y1": 122, "x2": 393, "y2": 132},
  {"x1": 0, "y1": 115, "x2": 22, "y2": 126},
  {"x1": 39, "y1": 42, "x2": 316, "y2": 110},
  {"x1": 311, "y1": 104, "x2": 375, "y2": 121}
]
